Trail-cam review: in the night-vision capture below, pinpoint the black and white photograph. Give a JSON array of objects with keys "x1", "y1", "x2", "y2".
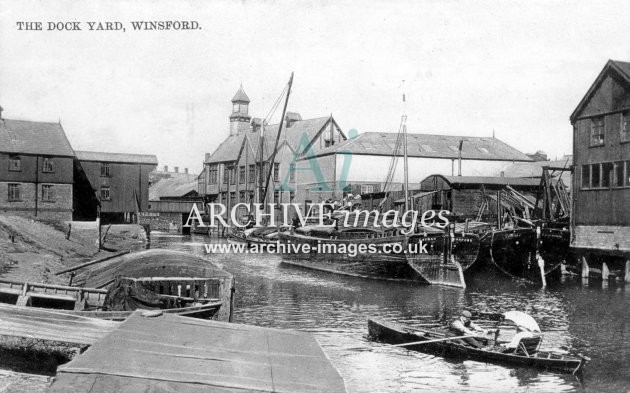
[{"x1": 1, "y1": 1, "x2": 629, "y2": 392}]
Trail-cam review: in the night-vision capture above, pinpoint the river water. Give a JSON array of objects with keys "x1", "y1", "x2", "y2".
[
  {"x1": 1, "y1": 232, "x2": 629, "y2": 392},
  {"x1": 149, "y1": 233, "x2": 630, "y2": 393}
]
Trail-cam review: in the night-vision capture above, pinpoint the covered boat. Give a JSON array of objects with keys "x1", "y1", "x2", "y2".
[
  {"x1": 68, "y1": 249, "x2": 235, "y2": 321},
  {"x1": 367, "y1": 318, "x2": 587, "y2": 374}
]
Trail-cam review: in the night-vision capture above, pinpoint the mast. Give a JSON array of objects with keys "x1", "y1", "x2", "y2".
[
  {"x1": 402, "y1": 85, "x2": 409, "y2": 212},
  {"x1": 258, "y1": 121, "x2": 265, "y2": 204},
  {"x1": 261, "y1": 72, "x2": 294, "y2": 204}
]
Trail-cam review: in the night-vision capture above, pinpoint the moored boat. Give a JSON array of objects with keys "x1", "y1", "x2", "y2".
[
  {"x1": 278, "y1": 225, "x2": 425, "y2": 282},
  {"x1": 367, "y1": 318, "x2": 587, "y2": 374},
  {"x1": 405, "y1": 221, "x2": 490, "y2": 287},
  {"x1": 53, "y1": 249, "x2": 235, "y2": 321},
  {"x1": 480, "y1": 223, "x2": 568, "y2": 283}
]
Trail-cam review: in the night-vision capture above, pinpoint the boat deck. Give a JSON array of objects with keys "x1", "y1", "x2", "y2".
[{"x1": 48, "y1": 311, "x2": 347, "y2": 393}]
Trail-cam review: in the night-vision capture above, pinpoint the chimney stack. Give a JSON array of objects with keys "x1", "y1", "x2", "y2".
[
  {"x1": 174, "y1": 166, "x2": 179, "y2": 173},
  {"x1": 163, "y1": 165, "x2": 168, "y2": 172},
  {"x1": 184, "y1": 168, "x2": 188, "y2": 174}
]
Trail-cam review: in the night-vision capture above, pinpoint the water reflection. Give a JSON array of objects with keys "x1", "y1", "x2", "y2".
[{"x1": 150, "y1": 233, "x2": 630, "y2": 392}]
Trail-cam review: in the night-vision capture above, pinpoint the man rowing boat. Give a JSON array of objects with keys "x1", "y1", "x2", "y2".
[{"x1": 449, "y1": 310, "x2": 488, "y2": 348}]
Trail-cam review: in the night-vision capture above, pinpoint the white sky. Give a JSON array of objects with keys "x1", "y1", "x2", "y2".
[{"x1": 1, "y1": 0, "x2": 629, "y2": 173}]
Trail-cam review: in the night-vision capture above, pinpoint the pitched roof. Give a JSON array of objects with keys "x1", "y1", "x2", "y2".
[
  {"x1": 149, "y1": 172, "x2": 198, "y2": 200},
  {"x1": 75, "y1": 150, "x2": 158, "y2": 165},
  {"x1": 570, "y1": 59, "x2": 630, "y2": 122},
  {"x1": 501, "y1": 158, "x2": 572, "y2": 190},
  {"x1": 231, "y1": 86, "x2": 250, "y2": 103},
  {"x1": 309, "y1": 132, "x2": 532, "y2": 161},
  {"x1": 428, "y1": 174, "x2": 540, "y2": 187},
  {"x1": 0, "y1": 119, "x2": 75, "y2": 157},
  {"x1": 205, "y1": 116, "x2": 337, "y2": 164}
]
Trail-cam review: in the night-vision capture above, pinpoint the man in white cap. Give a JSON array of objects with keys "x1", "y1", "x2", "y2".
[{"x1": 449, "y1": 310, "x2": 488, "y2": 348}]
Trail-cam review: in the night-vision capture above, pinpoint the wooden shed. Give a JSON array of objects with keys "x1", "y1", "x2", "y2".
[{"x1": 418, "y1": 174, "x2": 540, "y2": 221}]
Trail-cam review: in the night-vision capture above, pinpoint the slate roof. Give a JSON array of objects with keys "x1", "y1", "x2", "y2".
[
  {"x1": 231, "y1": 86, "x2": 250, "y2": 103},
  {"x1": 205, "y1": 116, "x2": 336, "y2": 164},
  {"x1": 0, "y1": 119, "x2": 75, "y2": 157},
  {"x1": 310, "y1": 132, "x2": 532, "y2": 161},
  {"x1": 76, "y1": 150, "x2": 158, "y2": 165},
  {"x1": 149, "y1": 172, "x2": 198, "y2": 200}
]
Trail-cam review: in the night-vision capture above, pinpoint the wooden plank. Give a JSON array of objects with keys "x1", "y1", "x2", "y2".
[
  {"x1": 50, "y1": 312, "x2": 347, "y2": 393},
  {"x1": 0, "y1": 303, "x2": 118, "y2": 346}
]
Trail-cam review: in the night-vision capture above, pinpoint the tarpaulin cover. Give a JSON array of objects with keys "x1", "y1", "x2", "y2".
[
  {"x1": 103, "y1": 278, "x2": 179, "y2": 311},
  {"x1": 48, "y1": 312, "x2": 347, "y2": 393}
]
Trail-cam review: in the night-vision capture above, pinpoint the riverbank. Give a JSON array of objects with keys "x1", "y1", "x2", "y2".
[{"x1": 0, "y1": 215, "x2": 147, "y2": 284}]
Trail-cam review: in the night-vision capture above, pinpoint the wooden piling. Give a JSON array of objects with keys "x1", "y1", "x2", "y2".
[
  {"x1": 602, "y1": 262, "x2": 610, "y2": 280},
  {"x1": 625, "y1": 260, "x2": 630, "y2": 283},
  {"x1": 581, "y1": 256, "x2": 589, "y2": 279},
  {"x1": 537, "y1": 253, "x2": 546, "y2": 287}
]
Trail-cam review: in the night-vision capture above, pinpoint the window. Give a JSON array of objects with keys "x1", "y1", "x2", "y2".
[
  {"x1": 289, "y1": 164, "x2": 295, "y2": 182},
  {"x1": 223, "y1": 166, "x2": 229, "y2": 184},
  {"x1": 590, "y1": 117, "x2": 605, "y2": 146},
  {"x1": 42, "y1": 157, "x2": 54, "y2": 173},
  {"x1": 290, "y1": 191, "x2": 295, "y2": 202},
  {"x1": 100, "y1": 186, "x2": 111, "y2": 200},
  {"x1": 100, "y1": 163, "x2": 110, "y2": 177},
  {"x1": 273, "y1": 163, "x2": 280, "y2": 182},
  {"x1": 239, "y1": 166, "x2": 245, "y2": 184},
  {"x1": 230, "y1": 192, "x2": 236, "y2": 206},
  {"x1": 8, "y1": 184, "x2": 21, "y2": 201},
  {"x1": 274, "y1": 191, "x2": 280, "y2": 204},
  {"x1": 239, "y1": 191, "x2": 245, "y2": 202},
  {"x1": 230, "y1": 166, "x2": 236, "y2": 185},
  {"x1": 248, "y1": 165, "x2": 255, "y2": 184},
  {"x1": 622, "y1": 112, "x2": 630, "y2": 143},
  {"x1": 614, "y1": 161, "x2": 625, "y2": 187},
  {"x1": 209, "y1": 165, "x2": 218, "y2": 184},
  {"x1": 591, "y1": 163, "x2": 601, "y2": 188},
  {"x1": 627, "y1": 161, "x2": 630, "y2": 187},
  {"x1": 602, "y1": 162, "x2": 613, "y2": 188},
  {"x1": 581, "y1": 165, "x2": 590, "y2": 188},
  {"x1": 232, "y1": 103, "x2": 240, "y2": 113},
  {"x1": 8, "y1": 156, "x2": 21, "y2": 171},
  {"x1": 42, "y1": 185, "x2": 55, "y2": 201},
  {"x1": 361, "y1": 185, "x2": 374, "y2": 194}
]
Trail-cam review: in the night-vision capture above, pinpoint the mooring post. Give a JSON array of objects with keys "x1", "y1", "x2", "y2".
[
  {"x1": 602, "y1": 262, "x2": 610, "y2": 281},
  {"x1": 581, "y1": 256, "x2": 589, "y2": 279},
  {"x1": 625, "y1": 260, "x2": 630, "y2": 284}
]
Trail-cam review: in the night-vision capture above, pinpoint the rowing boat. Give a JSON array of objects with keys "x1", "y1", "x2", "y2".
[{"x1": 367, "y1": 318, "x2": 587, "y2": 374}]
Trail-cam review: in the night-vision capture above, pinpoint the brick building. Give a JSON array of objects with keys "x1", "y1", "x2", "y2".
[
  {"x1": 569, "y1": 59, "x2": 630, "y2": 271},
  {"x1": 0, "y1": 108, "x2": 75, "y2": 221},
  {"x1": 200, "y1": 86, "x2": 345, "y2": 223}
]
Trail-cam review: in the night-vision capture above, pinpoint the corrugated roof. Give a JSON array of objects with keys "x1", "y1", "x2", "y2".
[
  {"x1": 205, "y1": 116, "x2": 334, "y2": 164},
  {"x1": 76, "y1": 150, "x2": 158, "y2": 165},
  {"x1": 0, "y1": 119, "x2": 75, "y2": 157},
  {"x1": 149, "y1": 173, "x2": 198, "y2": 200},
  {"x1": 433, "y1": 174, "x2": 540, "y2": 187},
  {"x1": 311, "y1": 132, "x2": 532, "y2": 161}
]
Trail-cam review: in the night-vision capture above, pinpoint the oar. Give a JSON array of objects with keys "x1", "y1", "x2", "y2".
[
  {"x1": 386, "y1": 334, "x2": 478, "y2": 348},
  {"x1": 348, "y1": 334, "x2": 478, "y2": 351}
]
